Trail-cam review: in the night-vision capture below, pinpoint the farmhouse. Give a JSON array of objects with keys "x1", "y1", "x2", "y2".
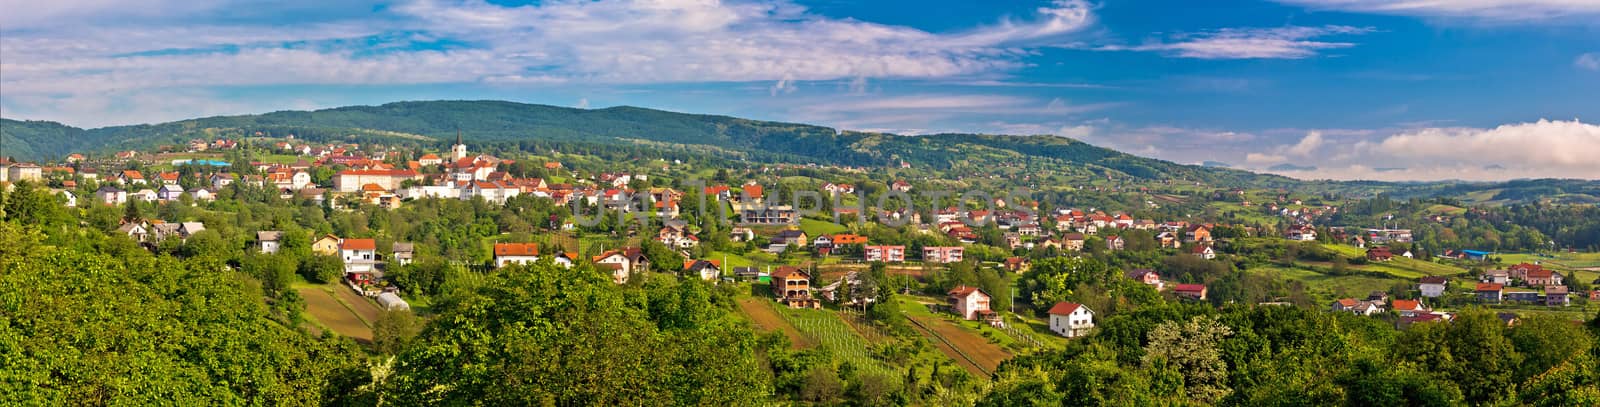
[
  {"x1": 1476, "y1": 283, "x2": 1504, "y2": 302},
  {"x1": 593, "y1": 247, "x2": 649, "y2": 284},
  {"x1": 1174, "y1": 284, "x2": 1208, "y2": 300},
  {"x1": 493, "y1": 243, "x2": 540, "y2": 268},
  {"x1": 771, "y1": 266, "x2": 818, "y2": 309},
  {"x1": 683, "y1": 259, "x2": 722, "y2": 281},
  {"x1": 1047, "y1": 302, "x2": 1094, "y2": 338},
  {"x1": 1124, "y1": 269, "x2": 1163, "y2": 290},
  {"x1": 947, "y1": 286, "x2": 995, "y2": 321},
  {"x1": 340, "y1": 238, "x2": 380, "y2": 275},
  {"x1": 1418, "y1": 276, "x2": 1448, "y2": 298},
  {"x1": 257, "y1": 231, "x2": 282, "y2": 254}
]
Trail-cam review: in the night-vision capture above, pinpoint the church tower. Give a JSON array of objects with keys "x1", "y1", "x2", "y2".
[{"x1": 451, "y1": 129, "x2": 467, "y2": 160}]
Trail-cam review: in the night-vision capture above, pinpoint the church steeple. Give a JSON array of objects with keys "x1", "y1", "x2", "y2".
[{"x1": 451, "y1": 129, "x2": 468, "y2": 160}]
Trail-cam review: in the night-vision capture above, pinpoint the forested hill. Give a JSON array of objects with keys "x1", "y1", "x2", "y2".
[{"x1": 6, "y1": 100, "x2": 1290, "y2": 185}]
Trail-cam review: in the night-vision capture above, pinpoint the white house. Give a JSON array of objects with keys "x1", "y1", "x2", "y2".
[
  {"x1": 257, "y1": 231, "x2": 282, "y2": 254},
  {"x1": 1418, "y1": 276, "x2": 1448, "y2": 298},
  {"x1": 1048, "y1": 302, "x2": 1094, "y2": 338},
  {"x1": 95, "y1": 186, "x2": 127, "y2": 206},
  {"x1": 158, "y1": 184, "x2": 185, "y2": 201},
  {"x1": 947, "y1": 286, "x2": 994, "y2": 321},
  {"x1": 340, "y1": 238, "x2": 380, "y2": 274},
  {"x1": 131, "y1": 189, "x2": 158, "y2": 203},
  {"x1": 492, "y1": 243, "x2": 540, "y2": 268}
]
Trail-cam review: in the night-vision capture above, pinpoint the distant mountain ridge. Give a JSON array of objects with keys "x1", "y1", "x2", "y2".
[{"x1": 2, "y1": 100, "x2": 1297, "y2": 186}]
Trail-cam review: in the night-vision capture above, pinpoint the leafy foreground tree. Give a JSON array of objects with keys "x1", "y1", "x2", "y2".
[
  {"x1": 380, "y1": 261, "x2": 770, "y2": 405},
  {"x1": 0, "y1": 223, "x2": 369, "y2": 405}
]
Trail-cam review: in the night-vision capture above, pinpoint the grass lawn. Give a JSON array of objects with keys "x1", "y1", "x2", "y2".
[
  {"x1": 706, "y1": 251, "x2": 758, "y2": 268},
  {"x1": 1322, "y1": 244, "x2": 1467, "y2": 277},
  {"x1": 800, "y1": 218, "x2": 848, "y2": 238},
  {"x1": 1424, "y1": 204, "x2": 1467, "y2": 215},
  {"x1": 1248, "y1": 264, "x2": 1402, "y2": 300}
]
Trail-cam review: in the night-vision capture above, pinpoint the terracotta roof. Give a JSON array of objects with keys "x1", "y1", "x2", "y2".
[
  {"x1": 1476, "y1": 283, "x2": 1503, "y2": 291},
  {"x1": 494, "y1": 243, "x2": 539, "y2": 257},
  {"x1": 1392, "y1": 299, "x2": 1423, "y2": 310},
  {"x1": 948, "y1": 285, "x2": 986, "y2": 299},
  {"x1": 771, "y1": 266, "x2": 806, "y2": 279},
  {"x1": 1047, "y1": 302, "x2": 1083, "y2": 316},
  {"x1": 1335, "y1": 298, "x2": 1358, "y2": 307},
  {"x1": 361, "y1": 183, "x2": 386, "y2": 192},
  {"x1": 340, "y1": 238, "x2": 376, "y2": 251},
  {"x1": 741, "y1": 184, "x2": 764, "y2": 198},
  {"x1": 1174, "y1": 284, "x2": 1206, "y2": 293}
]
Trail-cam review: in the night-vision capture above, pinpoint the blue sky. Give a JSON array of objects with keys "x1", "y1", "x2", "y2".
[{"x1": 2, "y1": 0, "x2": 1598, "y2": 181}]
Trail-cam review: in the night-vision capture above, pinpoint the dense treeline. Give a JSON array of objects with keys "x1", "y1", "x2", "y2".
[
  {"x1": 0, "y1": 222, "x2": 371, "y2": 405},
  {"x1": 1335, "y1": 195, "x2": 1556, "y2": 252},
  {"x1": 990, "y1": 303, "x2": 1600, "y2": 406}
]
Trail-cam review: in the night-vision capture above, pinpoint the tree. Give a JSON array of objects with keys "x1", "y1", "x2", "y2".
[
  {"x1": 383, "y1": 262, "x2": 768, "y2": 405},
  {"x1": 300, "y1": 254, "x2": 344, "y2": 284},
  {"x1": 240, "y1": 252, "x2": 298, "y2": 296},
  {"x1": 371, "y1": 309, "x2": 424, "y2": 355},
  {"x1": 978, "y1": 367, "x2": 1062, "y2": 407},
  {"x1": 801, "y1": 366, "x2": 845, "y2": 403},
  {"x1": 1142, "y1": 315, "x2": 1233, "y2": 403}
]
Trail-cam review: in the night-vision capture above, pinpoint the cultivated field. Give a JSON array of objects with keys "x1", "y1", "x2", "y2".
[
  {"x1": 299, "y1": 287, "x2": 374, "y2": 343},
  {"x1": 775, "y1": 306, "x2": 896, "y2": 376},
  {"x1": 736, "y1": 297, "x2": 811, "y2": 349}
]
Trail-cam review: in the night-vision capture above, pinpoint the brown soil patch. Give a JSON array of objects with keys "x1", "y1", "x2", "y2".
[
  {"x1": 737, "y1": 298, "x2": 812, "y2": 349},
  {"x1": 911, "y1": 316, "x2": 1011, "y2": 375},
  {"x1": 299, "y1": 287, "x2": 373, "y2": 343}
]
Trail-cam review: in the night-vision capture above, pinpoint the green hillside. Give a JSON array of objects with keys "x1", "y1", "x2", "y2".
[{"x1": 2, "y1": 100, "x2": 1290, "y2": 185}]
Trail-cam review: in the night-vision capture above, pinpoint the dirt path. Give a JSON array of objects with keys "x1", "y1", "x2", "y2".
[
  {"x1": 907, "y1": 316, "x2": 988, "y2": 377},
  {"x1": 736, "y1": 298, "x2": 812, "y2": 349},
  {"x1": 299, "y1": 287, "x2": 373, "y2": 343}
]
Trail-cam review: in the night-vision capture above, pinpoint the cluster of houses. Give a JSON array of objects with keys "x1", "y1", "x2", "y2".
[
  {"x1": 115, "y1": 220, "x2": 207, "y2": 243},
  {"x1": 1331, "y1": 291, "x2": 1455, "y2": 325},
  {"x1": 1474, "y1": 263, "x2": 1578, "y2": 306}
]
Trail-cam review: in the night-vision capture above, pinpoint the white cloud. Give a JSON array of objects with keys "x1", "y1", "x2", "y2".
[
  {"x1": 389, "y1": 0, "x2": 1095, "y2": 83},
  {"x1": 1091, "y1": 25, "x2": 1373, "y2": 59},
  {"x1": 847, "y1": 77, "x2": 869, "y2": 95},
  {"x1": 1245, "y1": 153, "x2": 1288, "y2": 164},
  {"x1": 0, "y1": 0, "x2": 1101, "y2": 126},
  {"x1": 1284, "y1": 131, "x2": 1325, "y2": 157},
  {"x1": 1057, "y1": 124, "x2": 1096, "y2": 139},
  {"x1": 1274, "y1": 0, "x2": 1600, "y2": 20},
  {"x1": 1259, "y1": 119, "x2": 1600, "y2": 181},
  {"x1": 770, "y1": 74, "x2": 799, "y2": 96},
  {"x1": 1577, "y1": 53, "x2": 1600, "y2": 71},
  {"x1": 576, "y1": 98, "x2": 590, "y2": 109}
]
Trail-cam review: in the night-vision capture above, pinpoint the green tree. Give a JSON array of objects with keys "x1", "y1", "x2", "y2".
[
  {"x1": 300, "y1": 254, "x2": 344, "y2": 284},
  {"x1": 1142, "y1": 315, "x2": 1233, "y2": 403},
  {"x1": 371, "y1": 309, "x2": 424, "y2": 355}
]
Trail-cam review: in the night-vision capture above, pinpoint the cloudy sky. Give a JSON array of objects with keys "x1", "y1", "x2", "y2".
[{"x1": 2, "y1": 0, "x2": 1598, "y2": 181}]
